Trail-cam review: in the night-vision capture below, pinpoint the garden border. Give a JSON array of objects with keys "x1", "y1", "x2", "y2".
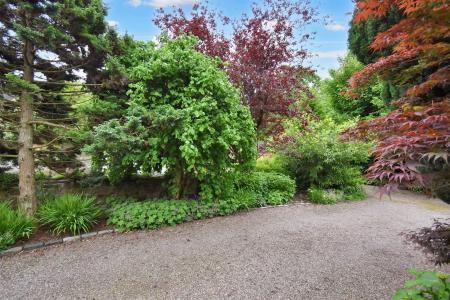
[
  {"x1": 0, "y1": 201, "x2": 312, "y2": 257},
  {"x1": 0, "y1": 229, "x2": 116, "y2": 257}
]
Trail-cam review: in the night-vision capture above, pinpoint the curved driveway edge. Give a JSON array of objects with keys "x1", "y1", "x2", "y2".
[{"x1": 1, "y1": 188, "x2": 449, "y2": 299}]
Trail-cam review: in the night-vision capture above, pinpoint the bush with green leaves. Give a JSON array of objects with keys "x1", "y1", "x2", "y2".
[
  {"x1": 280, "y1": 118, "x2": 370, "y2": 201},
  {"x1": 313, "y1": 54, "x2": 391, "y2": 122},
  {"x1": 0, "y1": 203, "x2": 34, "y2": 250},
  {"x1": 85, "y1": 35, "x2": 256, "y2": 200},
  {"x1": 393, "y1": 270, "x2": 450, "y2": 300},
  {"x1": 38, "y1": 194, "x2": 101, "y2": 235},
  {"x1": 235, "y1": 171, "x2": 296, "y2": 206}
]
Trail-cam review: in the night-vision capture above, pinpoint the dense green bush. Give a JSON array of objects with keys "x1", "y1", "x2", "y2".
[
  {"x1": 393, "y1": 270, "x2": 450, "y2": 300},
  {"x1": 280, "y1": 118, "x2": 370, "y2": 202},
  {"x1": 38, "y1": 194, "x2": 101, "y2": 235},
  {"x1": 85, "y1": 36, "x2": 256, "y2": 200},
  {"x1": 307, "y1": 186, "x2": 367, "y2": 205},
  {"x1": 0, "y1": 203, "x2": 35, "y2": 250},
  {"x1": 0, "y1": 172, "x2": 18, "y2": 191},
  {"x1": 235, "y1": 171, "x2": 296, "y2": 206}
]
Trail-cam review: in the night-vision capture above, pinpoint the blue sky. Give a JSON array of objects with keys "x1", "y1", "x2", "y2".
[{"x1": 104, "y1": 0, "x2": 355, "y2": 78}]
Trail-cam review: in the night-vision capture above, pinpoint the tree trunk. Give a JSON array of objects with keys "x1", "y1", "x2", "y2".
[{"x1": 18, "y1": 32, "x2": 36, "y2": 215}]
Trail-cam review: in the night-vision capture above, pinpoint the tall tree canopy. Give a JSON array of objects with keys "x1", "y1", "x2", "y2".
[
  {"x1": 347, "y1": 0, "x2": 450, "y2": 196},
  {"x1": 155, "y1": 0, "x2": 317, "y2": 133},
  {"x1": 0, "y1": 0, "x2": 111, "y2": 214}
]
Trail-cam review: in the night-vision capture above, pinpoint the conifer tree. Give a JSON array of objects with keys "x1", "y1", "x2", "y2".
[{"x1": 0, "y1": 0, "x2": 110, "y2": 215}]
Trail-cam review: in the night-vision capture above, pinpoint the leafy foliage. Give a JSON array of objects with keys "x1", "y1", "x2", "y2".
[
  {"x1": 38, "y1": 194, "x2": 101, "y2": 235},
  {"x1": 403, "y1": 219, "x2": 450, "y2": 266},
  {"x1": 0, "y1": 203, "x2": 35, "y2": 250},
  {"x1": 155, "y1": 0, "x2": 318, "y2": 132},
  {"x1": 316, "y1": 54, "x2": 390, "y2": 121},
  {"x1": 235, "y1": 171, "x2": 296, "y2": 206},
  {"x1": 393, "y1": 270, "x2": 450, "y2": 300},
  {"x1": 85, "y1": 36, "x2": 256, "y2": 200},
  {"x1": 107, "y1": 172, "x2": 295, "y2": 233},
  {"x1": 348, "y1": 0, "x2": 450, "y2": 194},
  {"x1": 280, "y1": 118, "x2": 370, "y2": 192},
  {"x1": 307, "y1": 187, "x2": 337, "y2": 205},
  {"x1": 255, "y1": 154, "x2": 291, "y2": 176}
]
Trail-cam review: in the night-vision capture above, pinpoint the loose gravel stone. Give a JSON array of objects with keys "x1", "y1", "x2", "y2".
[{"x1": 1, "y1": 187, "x2": 449, "y2": 299}]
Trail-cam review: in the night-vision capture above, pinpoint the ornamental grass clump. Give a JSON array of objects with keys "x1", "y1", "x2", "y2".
[
  {"x1": 38, "y1": 194, "x2": 101, "y2": 235},
  {"x1": 0, "y1": 202, "x2": 35, "y2": 250}
]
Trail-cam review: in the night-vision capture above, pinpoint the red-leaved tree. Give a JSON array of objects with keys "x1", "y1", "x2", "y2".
[
  {"x1": 155, "y1": 0, "x2": 317, "y2": 132},
  {"x1": 347, "y1": 0, "x2": 450, "y2": 196}
]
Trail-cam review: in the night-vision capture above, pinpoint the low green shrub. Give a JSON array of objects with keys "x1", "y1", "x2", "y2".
[
  {"x1": 255, "y1": 154, "x2": 291, "y2": 176},
  {"x1": 0, "y1": 172, "x2": 18, "y2": 191},
  {"x1": 107, "y1": 171, "x2": 296, "y2": 232},
  {"x1": 307, "y1": 187, "x2": 337, "y2": 205},
  {"x1": 0, "y1": 203, "x2": 35, "y2": 250},
  {"x1": 307, "y1": 186, "x2": 367, "y2": 205},
  {"x1": 393, "y1": 270, "x2": 450, "y2": 300},
  {"x1": 108, "y1": 198, "x2": 242, "y2": 232},
  {"x1": 235, "y1": 171, "x2": 296, "y2": 206},
  {"x1": 38, "y1": 194, "x2": 101, "y2": 235},
  {"x1": 281, "y1": 118, "x2": 370, "y2": 196}
]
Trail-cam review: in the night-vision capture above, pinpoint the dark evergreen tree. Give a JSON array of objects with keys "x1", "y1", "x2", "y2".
[
  {"x1": 0, "y1": 0, "x2": 111, "y2": 214},
  {"x1": 348, "y1": 6, "x2": 404, "y2": 104},
  {"x1": 348, "y1": 6, "x2": 403, "y2": 65}
]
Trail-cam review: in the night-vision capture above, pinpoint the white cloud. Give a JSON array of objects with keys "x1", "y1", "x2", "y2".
[
  {"x1": 325, "y1": 23, "x2": 347, "y2": 32},
  {"x1": 314, "y1": 50, "x2": 347, "y2": 59},
  {"x1": 129, "y1": 0, "x2": 142, "y2": 7},
  {"x1": 129, "y1": 0, "x2": 197, "y2": 7},
  {"x1": 107, "y1": 20, "x2": 119, "y2": 29}
]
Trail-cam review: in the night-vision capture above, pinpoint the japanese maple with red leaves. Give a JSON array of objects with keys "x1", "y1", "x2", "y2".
[
  {"x1": 155, "y1": 0, "x2": 317, "y2": 132},
  {"x1": 348, "y1": 0, "x2": 450, "y2": 196}
]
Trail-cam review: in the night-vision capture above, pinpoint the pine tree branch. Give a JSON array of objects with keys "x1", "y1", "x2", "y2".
[{"x1": 28, "y1": 120, "x2": 69, "y2": 129}]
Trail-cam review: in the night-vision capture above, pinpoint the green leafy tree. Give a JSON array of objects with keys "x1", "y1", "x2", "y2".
[
  {"x1": 85, "y1": 36, "x2": 256, "y2": 200},
  {"x1": 0, "y1": 0, "x2": 112, "y2": 214},
  {"x1": 316, "y1": 54, "x2": 388, "y2": 122}
]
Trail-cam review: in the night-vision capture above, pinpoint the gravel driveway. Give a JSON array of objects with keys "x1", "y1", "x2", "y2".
[{"x1": 1, "y1": 187, "x2": 450, "y2": 300}]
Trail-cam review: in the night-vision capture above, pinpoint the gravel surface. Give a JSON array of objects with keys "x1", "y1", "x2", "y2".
[{"x1": 1, "y1": 187, "x2": 450, "y2": 299}]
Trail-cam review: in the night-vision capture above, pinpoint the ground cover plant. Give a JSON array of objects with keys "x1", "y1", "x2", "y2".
[
  {"x1": 393, "y1": 270, "x2": 450, "y2": 300},
  {"x1": 38, "y1": 194, "x2": 101, "y2": 235},
  {"x1": 0, "y1": 203, "x2": 34, "y2": 250},
  {"x1": 107, "y1": 171, "x2": 295, "y2": 232}
]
